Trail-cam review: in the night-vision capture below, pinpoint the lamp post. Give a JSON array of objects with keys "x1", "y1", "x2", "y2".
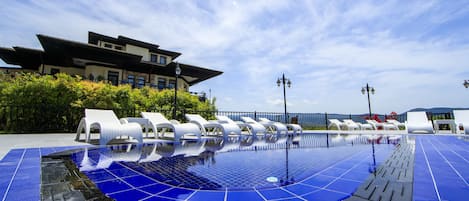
[
  {"x1": 464, "y1": 80, "x2": 469, "y2": 88},
  {"x1": 361, "y1": 83, "x2": 375, "y2": 120},
  {"x1": 277, "y1": 74, "x2": 291, "y2": 124},
  {"x1": 173, "y1": 63, "x2": 181, "y2": 119}
]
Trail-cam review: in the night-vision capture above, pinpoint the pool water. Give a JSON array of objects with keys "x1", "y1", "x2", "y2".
[
  {"x1": 66, "y1": 134, "x2": 397, "y2": 200},
  {"x1": 3, "y1": 133, "x2": 468, "y2": 200}
]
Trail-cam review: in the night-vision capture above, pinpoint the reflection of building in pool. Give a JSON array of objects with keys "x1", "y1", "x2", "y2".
[{"x1": 0, "y1": 31, "x2": 222, "y2": 91}]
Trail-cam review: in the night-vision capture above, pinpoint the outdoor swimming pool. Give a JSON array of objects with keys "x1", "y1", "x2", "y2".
[
  {"x1": 81, "y1": 136, "x2": 391, "y2": 188},
  {"x1": 1, "y1": 133, "x2": 468, "y2": 201},
  {"x1": 48, "y1": 134, "x2": 398, "y2": 200}
]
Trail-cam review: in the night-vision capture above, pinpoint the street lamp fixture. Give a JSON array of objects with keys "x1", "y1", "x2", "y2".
[
  {"x1": 361, "y1": 83, "x2": 375, "y2": 120},
  {"x1": 173, "y1": 63, "x2": 181, "y2": 119},
  {"x1": 464, "y1": 80, "x2": 469, "y2": 88},
  {"x1": 277, "y1": 74, "x2": 291, "y2": 124}
]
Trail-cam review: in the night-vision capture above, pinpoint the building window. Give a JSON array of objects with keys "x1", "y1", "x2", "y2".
[
  {"x1": 157, "y1": 78, "x2": 166, "y2": 90},
  {"x1": 150, "y1": 54, "x2": 158, "y2": 63},
  {"x1": 104, "y1": 43, "x2": 112, "y2": 48},
  {"x1": 168, "y1": 79, "x2": 176, "y2": 89},
  {"x1": 108, "y1": 71, "x2": 119, "y2": 86},
  {"x1": 128, "y1": 75, "x2": 135, "y2": 87},
  {"x1": 137, "y1": 76, "x2": 145, "y2": 88},
  {"x1": 50, "y1": 68, "x2": 60, "y2": 75},
  {"x1": 159, "y1": 56, "x2": 167, "y2": 64}
]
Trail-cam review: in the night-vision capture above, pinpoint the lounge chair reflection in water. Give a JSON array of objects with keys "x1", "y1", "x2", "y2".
[
  {"x1": 79, "y1": 141, "x2": 207, "y2": 171},
  {"x1": 79, "y1": 144, "x2": 142, "y2": 171}
]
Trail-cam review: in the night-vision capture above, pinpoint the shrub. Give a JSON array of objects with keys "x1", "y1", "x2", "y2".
[{"x1": 0, "y1": 73, "x2": 216, "y2": 133}]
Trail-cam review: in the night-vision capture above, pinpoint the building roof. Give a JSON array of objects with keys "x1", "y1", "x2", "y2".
[
  {"x1": 0, "y1": 32, "x2": 222, "y2": 86},
  {"x1": 88, "y1": 32, "x2": 182, "y2": 59}
]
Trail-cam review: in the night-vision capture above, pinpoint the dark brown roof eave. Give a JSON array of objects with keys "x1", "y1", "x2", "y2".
[
  {"x1": 37, "y1": 34, "x2": 143, "y2": 67},
  {"x1": 167, "y1": 62, "x2": 223, "y2": 86},
  {"x1": 187, "y1": 71, "x2": 223, "y2": 85},
  {"x1": 0, "y1": 46, "x2": 43, "y2": 68}
]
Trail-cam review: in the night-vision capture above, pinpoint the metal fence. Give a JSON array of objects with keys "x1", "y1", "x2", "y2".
[{"x1": 0, "y1": 105, "x2": 455, "y2": 133}]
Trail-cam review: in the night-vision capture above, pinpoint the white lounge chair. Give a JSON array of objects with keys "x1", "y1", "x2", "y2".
[
  {"x1": 453, "y1": 110, "x2": 469, "y2": 134},
  {"x1": 258, "y1": 117, "x2": 288, "y2": 135},
  {"x1": 75, "y1": 109, "x2": 143, "y2": 145},
  {"x1": 366, "y1": 120, "x2": 398, "y2": 130},
  {"x1": 328, "y1": 119, "x2": 347, "y2": 130},
  {"x1": 386, "y1": 119, "x2": 406, "y2": 130},
  {"x1": 405, "y1": 112, "x2": 434, "y2": 134},
  {"x1": 216, "y1": 115, "x2": 256, "y2": 136},
  {"x1": 120, "y1": 117, "x2": 152, "y2": 137},
  {"x1": 341, "y1": 119, "x2": 360, "y2": 130},
  {"x1": 259, "y1": 117, "x2": 303, "y2": 135},
  {"x1": 185, "y1": 114, "x2": 241, "y2": 138},
  {"x1": 287, "y1": 124, "x2": 303, "y2": 135},
  {"x1": 343, "y1": 119, "x2": 372, "y2": 130},
  {"x1": 328, "y1": 119, "x2": 360, "y2": 130},
  {"x1": 216, "y1": 115, "x2": 247, "y2": 129},
  {"x1": 240, "y1": 116, "x2": 269, "y2": 137},
  {"x1": 141, "y1": 112, "x2": 201, "y2": 141}
]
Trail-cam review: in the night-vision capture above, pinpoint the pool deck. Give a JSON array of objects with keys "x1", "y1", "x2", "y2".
[{"x1": 0, "y1": 133, "x2": 86, "y2": 160}]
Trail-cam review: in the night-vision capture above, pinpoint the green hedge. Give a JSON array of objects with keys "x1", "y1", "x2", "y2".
[{"x1": 0, "y1": 73, "x2": 216, "y2": 133}]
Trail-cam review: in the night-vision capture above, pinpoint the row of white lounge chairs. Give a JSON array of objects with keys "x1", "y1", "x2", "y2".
[
  {"x1": 329, "y1": 110, "x2": 469, "y2": 135},
  {"x1": 75, "y1": 109, "x2": 303, "y2": 145},
  {"x1": 76, "y1": 109, "x2": 469, "y2": 146},
  {"x1": 328, "y1": 119, "x2": 403, "y2": 131}
]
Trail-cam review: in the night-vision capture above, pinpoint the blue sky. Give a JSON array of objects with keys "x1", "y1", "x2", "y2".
[{"x1": 1, "y1": 0, "x2": 469, "y2": 114}]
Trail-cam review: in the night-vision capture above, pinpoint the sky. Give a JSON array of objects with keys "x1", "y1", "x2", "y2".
[{"x1": 1, "y1": 0, "x2": 469, "y2": 114}]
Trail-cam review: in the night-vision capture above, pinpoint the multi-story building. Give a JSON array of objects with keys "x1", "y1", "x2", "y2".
[{"x1": 0, "y1": 32, "x2": 222, "y2": 91}]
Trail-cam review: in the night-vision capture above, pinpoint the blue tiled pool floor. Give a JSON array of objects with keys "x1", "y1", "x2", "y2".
[
  {"x1": 1, "y1": 135, "x2": 468, "y2": 200},
  {"x1": 67, "y1": 141, "x2": 392, "y2": 200},
  {"x1": 413, "y1": 136, "x2": 469, "y2": 201},
  {"x1": 86, "y1": 145, "x2": 386, "y2": 201}
]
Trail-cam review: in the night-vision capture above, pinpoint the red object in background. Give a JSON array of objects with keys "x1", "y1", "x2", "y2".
[
  {"x1": 363, "y1": 114, "x2": 382, "y2": 122},
  {"x1": 387, "y1": 111, "x2": 398, "y2": 120}
]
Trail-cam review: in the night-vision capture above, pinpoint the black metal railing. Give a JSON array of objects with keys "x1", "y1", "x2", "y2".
[{"x1": 0, "y1": 104, "x2": 456, "y2": 133}]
